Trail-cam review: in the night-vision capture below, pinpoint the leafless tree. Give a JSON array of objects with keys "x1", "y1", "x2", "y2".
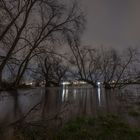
[
  {"x1": 69, "y1": 42, "x2": 139, "y2": 88},
  {"x1": 68, "y1": 41, "x2": 99, "y2": 87},
  {"x1": 113, "y1": 47, "x2": 139, "y2": 88},
  {"x1": 0, "y1": 0, "x2": 85, "y2": 88},
  {"x1": 95, "y1": 47, "x2": 139, "y2": 89},
  {"x1": 14, "y1": 0, "x2": 85, "y2": 87},
  {"x1": 97, "y1": 47, "x2": 121, "y2": 88},
  {"x1": 33, "y1": 53, "x2": 69, "y2": 87},
  {"x1": 0, "y1": 0, "x2": 39, "y2": 85}
]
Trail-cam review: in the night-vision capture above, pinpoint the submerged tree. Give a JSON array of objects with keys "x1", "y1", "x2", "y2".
[{"x1": 69, "y1": 43, "x2": 139, "y2": 89}]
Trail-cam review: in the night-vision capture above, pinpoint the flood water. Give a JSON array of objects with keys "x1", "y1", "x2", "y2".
[{"x1": 0, "y1": 84, "x2": 140, "y2": 128}]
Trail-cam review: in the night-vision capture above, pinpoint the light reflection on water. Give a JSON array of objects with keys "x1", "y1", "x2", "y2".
[
  {"x1": 97, "y1": 86, "x2": 101, "y2": 106},
  {"x1": 0, "y1": 85, "x2": 139, "y2": 127},
  {"x1": 62, "y1": 85, "x2": 69, "y2": 102}
]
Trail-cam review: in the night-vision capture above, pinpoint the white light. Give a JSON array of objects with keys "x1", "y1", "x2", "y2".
[
  {"x1": 97, "y1": 82, "x2": 100, "y2": 85},
  {"x1": 62, "y1": 87, "x2": 69, "y2": 102},
  {"x1": 26, "y1": 82, "x2": 33, "y2": 85},
  {"x1": 62, "y1": 82, "x2": 70, "y2": 85},
  {"x1": 97, "y1": 87, "x2": 101, "y2": 106}
]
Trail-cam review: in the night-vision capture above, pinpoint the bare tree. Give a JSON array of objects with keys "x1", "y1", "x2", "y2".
[
  {"x1": 69, "y1": 43, "x2": 139, "y2": 89},
  {"x1": 0, "y1": 0, "x2": 27, "y2": 41},
  {"x1": 33, "y1": 53, "x2": 69, "y2": 87},
  {"x1": 0, "y1": 0, "x2": 38, "y2": 85},
  {"x1": 96, "y1": 47, "x2": 139, "y2": 89},
  {"x1": 69, "y1": 41, "x2": 99, "y2": 87},
  {"x1": 13, "y1": 0, "x2": 85, "y2": 87},
  {"x1": 0, "y1": 0, "x2": 85, "y2": 88},
  {"x1": 97, "y1": 47, "x2": 121, "y2": 88},
  {"x1": 113, "y1": 47, "x2": 139, "y2": 88}
]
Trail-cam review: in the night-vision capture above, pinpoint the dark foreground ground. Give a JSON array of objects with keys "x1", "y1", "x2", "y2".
[{"x1": 1, "y1": 114, "x2": 139, "y2": 140}]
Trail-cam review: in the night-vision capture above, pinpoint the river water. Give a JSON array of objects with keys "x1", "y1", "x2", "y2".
[{"x1": 0, "y1": 84, "x2": 140, "y2": 128}]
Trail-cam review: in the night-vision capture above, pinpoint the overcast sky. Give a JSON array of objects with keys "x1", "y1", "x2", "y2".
[{"x1": 80, "y1": 0, "x2": 140, "y2": 49}]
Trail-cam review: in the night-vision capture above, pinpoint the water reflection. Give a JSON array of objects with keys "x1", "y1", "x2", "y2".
[
  {"x1": 97, "y1": 86, "x2": 101, "y2": 106},
  {"x1": 0, "y1": 85, "x2": 139, "y2": 126},
  {"x1": 62, "y1": 85, "x2": 69, "y2": 102}
]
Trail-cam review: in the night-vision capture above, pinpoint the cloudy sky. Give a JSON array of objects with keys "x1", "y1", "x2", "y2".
[{"x1": 80, "y1": 0, "x2": 140, "y2": 49}]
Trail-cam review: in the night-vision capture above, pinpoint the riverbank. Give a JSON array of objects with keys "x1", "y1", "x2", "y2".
[{"x1": 5, "y1": 114, "x2": 139, "y2": 140}]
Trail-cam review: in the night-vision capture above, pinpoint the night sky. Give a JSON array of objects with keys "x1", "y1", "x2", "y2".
[{"x1": 81, "y1": 0, "x2": 140, "y2": 49}]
